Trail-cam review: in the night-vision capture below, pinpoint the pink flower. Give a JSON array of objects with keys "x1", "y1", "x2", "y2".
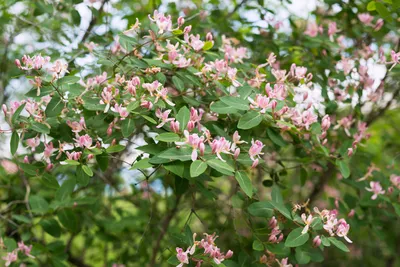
[
  {"x1": 111, "y1": 104, "x2": 129, "y2": 119},
  {"x1": 389, "y1": 50, "x2": 400, "y2": 71},
  {"x1": 66, "y1": 151, "x2": 82, "y2": 161},
  {"x1": 44, "y1": 142, "x2": 54, "y2": 158},
  {"x1": 301, "y1": 110, "x2": 318, "y2": 130},
  {"x1": 390, "y1": 174, "x2": 400, "y2": 189},
  {"x1": 18, "y1": 241, "x2": 34, "y2": 258},
  {"x1": 304, "y1": 21, "x2": 320, "y2": 37},
  {"x1": 16, "y1": 54, "x2": 50, "y2": 70},
  {"x1": 74, "y1": 134, "x2": 93, "y2": 148},
  {"x1": 276, "y1": 257, "x2": 293, "y2": 267},
  {"x1": 2, "y1": 250, "x2": 18, "y2": 266},
  {"x1": 365, "y1": 181, "x2": 385, "y2": 200},
  {"x1": 180, "y1": 130, "x2": 204, "y2": 161},
  {"x1": 155, "y1": 87, "x2": 175, "y2": 106},
  {"x1": 321, "y1": 115, "x2": 331, "y2": 131},
  {"x1": 148, "y1": 10, "x2": 172, "y2": 34},
  {"x1": 358, "y1": 13, "x2": 374, "y2": 25},
  {"x1": 301, "y1": 213, "x2": 314, "y2": 234},
  {"x1": 328, "y1": 22, "x2": 338, "y2": 38},
  {"x1": 211, "y1": 137, "x2": 232, "y2": 161},
  {"x1": 249, "y1": 139, "x2": 264, "y2": 166},
  {"x1": 26, "y1": 137, "x2": 40, "y2": 151},
  {"x1": 142, "y1": 80, "x2": 162, "y2": 96},
  {"x1": 336, "y1": 219, "x2": 352, "y2": 243},
  {"x1": 176, "y1": 247, "x2": 190, "y2": 267},
  {"x1": 155, "y1": 109, "x2": 174, "y2": 128},
  {"x1": 188, "y1": 34, "x2": 204, "y2": 51},
  {"x1": 248, "y1": 94, "x2": 272, "y2": 113}
]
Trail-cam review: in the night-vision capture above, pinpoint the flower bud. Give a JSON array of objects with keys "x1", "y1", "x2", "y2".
[
  {"x1": 234, "y1": 148, "x2": 240, "y2": 159},
  {"x1": 313, "y1": 236, "x2": 321, "y2": 247},
  {"x1": 348, "y1": 209, "x2": 355, "y2": 218},
  {"x1": 183, "y1": 25, "x2": 192, "y2": 34},
  {"x1": 268, "y1": 216, "x2": 278, "y2": 229},
  {"x1": 225, "y1": 250, "x2": 233, "y2": 259},
  {"x1": 347, "y1": 147, "x2": 353, "y2": 157},
  {"x1": 206, "y1": 32, "x2": 213, "y2": 41},
  {"x1": 187, "y1": 121, "x2": 195, "y2": 132},
  {"x1": 23, "y1": 156, "x2": 29, "y2": 163},
  {"x1": 251, "y1": 158, "x2": 259, "y2": 168},
  {"x1": 88, "y1": 154, "x2": 94, "y2": 160},
  {"x1": 177, "y1": 17, "x2": 185, "y2": 27},
  {"x1": 199, "y1": 142, "x2": 205, "y2": 156}
]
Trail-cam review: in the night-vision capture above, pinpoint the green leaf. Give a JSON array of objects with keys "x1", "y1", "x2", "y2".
[
  {"x1": 284, "y1": 228, "x2": 310, "y2": 247},
  {"x1": 121, "y1": 117, "x2": 135, "y2": 138},
  {"x1": 203, "y1": 41, "x2": 214, "y2": 50},
  {"x1": 56, "y1": 179, "x2": 76, "y2": 202},
  {"x1": 207, "y1": 159, "x2": 234, "y2": 175},
  {"x1": 367, "y1": 1, "x2": 376, "y2": 10},
  {"x1": 96, "y1": 153, "x2": 109, "y2": 171},
  {"x1": 266, "y1": 128, "x2": 287, "y2": 147},
  {"x1": 10, "y1": 131, "x2": 19, "y2": 155},
  {"x1": 210, "y1": 101, "x2": 239, "y2": 114},
  {"x1": 252, "y1": 240, "x2": 264, "y2": 251},
  {"x1": 58, "y1": 209, "x2": 80, "y2": 233},
  {"x1": 31, "y1": 122, "x2": 50, "y2": 134},
  {"x1": 12, "y1": 214, "x2": 31, "y2": 224},
  {"x1": 328, "y1": 237, "x2": 350, "y2": 252},
  {"x1": 11, "y1": 103, "x2": 26, "y2": 125},
  {"x1": 158, "y1": 147, "x2": 193, "y2": 161},
  {"x1": 131, "y1": 158, "x2": 153, "y2": 170},
  {"x1": 42, "y1": 173, "x2": 60, "y2": 189},
  {"x1": 235, "y1": 171, "x2": 253, "y2": 198},
  {"x1": 190, "y1": 160, "x2": 207, "y2": 177},
  {"x1": 172, "y1": 76, "x2": 185, "y2": 91},
  {"x1": 238, "y1": 111, "x2": 262, "y2": 129},
  {"x1": 337, "y1": 160, "x2": 350, "y2": 178},
  {"x1": 248, "y1": 201, "x2": 274, "y2": 217},
  {"x1": 141, "y1": 114, "x2": 157, "y2": 124},
  {"x1": 76, "y1": 165, "x2": 90, "y2": 186},
  {"x1": 164, "y1": 161, "x2": 185, "y2": 177},
  {"x1": 321, "y1": 236, "x2": 331, "y2": 247},
  {"x1": 156, "y1": 132, "x2": 180, "y2": 142},
  {"x1": 106, "y1": 145, "x2": 125, "y2": 153},
  {"x1": 220, "y1": 96, "x2": 249, "y2": 111},
  {"x1": 45, "y1": 95, "x2": 64, "y2": 117},
  {"x1": 375, "y1": 2, "x2": 392, "y2": 21},
  {"x1": 176, "y1": 106, "x2": 190, "y2": 131},
  {"x1": 271, "y1": 185, "x2": 292, "y2": 219},
  {"x1": 310, "y1": 217, "x2": 323, "y2": 230},
  {"x1": 295, "y1": 247, "x2": 311, "y2": 264},
  {"x1": 29, "y1": 195, "x2": 49, "y2": 213},
  {"x1": 40, "y1": 218, "x2": 61, "y2": 237},
  {"x1": 63, "y1": 159, "x2": 80, "y2": 166},
  {"x1": 82, "y1": 165, "x2": 93, "y2": 177}
]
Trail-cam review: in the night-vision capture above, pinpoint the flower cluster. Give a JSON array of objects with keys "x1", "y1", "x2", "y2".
[
  {"x1": 1, "y1": 240, "x2": 34, "y2": 266},
  {"x1": 176, "y1": 233, "x2": 233, "y2": 266}
]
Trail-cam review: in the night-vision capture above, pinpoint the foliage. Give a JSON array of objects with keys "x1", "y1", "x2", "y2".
[{"x1": 0, "y1": 0, "x2": 400, "y2": 266}]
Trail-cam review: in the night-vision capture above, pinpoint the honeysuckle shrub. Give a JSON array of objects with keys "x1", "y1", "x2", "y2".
[{"x1": 1, "y1": 0, "x2": 400, "y2": 266}]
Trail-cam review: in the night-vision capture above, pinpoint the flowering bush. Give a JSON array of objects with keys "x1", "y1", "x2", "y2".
[{"x1": 1, "y1": 0, "x2": 400, "y2": 266}]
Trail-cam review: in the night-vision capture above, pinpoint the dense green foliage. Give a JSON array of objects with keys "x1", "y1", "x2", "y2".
[{"x1": 0, "y1": 0, "x2": 400, "y2": 266}]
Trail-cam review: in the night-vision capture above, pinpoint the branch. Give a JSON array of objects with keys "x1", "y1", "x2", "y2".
[
  {"x1": 80, "y1": 0, "x2": 109, "y2": 44},
  {"x1": 307, "y1": 162, "x2": 335, "y2": 204},
  {"x1": 366, "y1": 87, "x2": 400, "y2": 126},
  {"x1": 227, "y1": 0, "x2": 249, "y2": 19},
  {"x1": 150, "y1": 194, "x2": 182, "y2": 266}
]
